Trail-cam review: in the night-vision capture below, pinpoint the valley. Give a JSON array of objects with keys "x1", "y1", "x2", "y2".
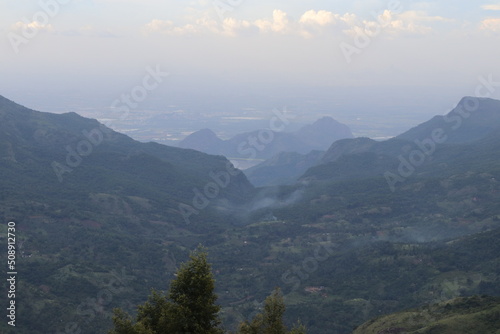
[{"x1": 1, "y1": 95, "x2": 500, "y2": 333}]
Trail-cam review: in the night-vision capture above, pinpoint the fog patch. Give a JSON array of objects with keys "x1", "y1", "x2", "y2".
[{"x1": 215, "y1": 186, "x2": 305, "y2": 224}]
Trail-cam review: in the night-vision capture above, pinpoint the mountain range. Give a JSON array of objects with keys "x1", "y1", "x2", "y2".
[
  {"x1": 247, "y1": 97, "x2": 500, "y2": 187},
  {"x1": 0, "y1": 94, "x2": 254, "y2": 225},
  {"x1": 1, "y1": 94, "x2": 500, "y2": 334},
  {"x1": 177, "y1": 116, "x2": 354, "y2": 164},
  {"x1": 302, "y1": 97, "x2": 500, "y2": 184}
]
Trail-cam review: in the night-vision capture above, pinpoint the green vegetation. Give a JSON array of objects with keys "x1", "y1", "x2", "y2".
[
  {"x1": 0, "y1": 94, "x2": 255, "y2": 226},
  {"x1": 109, "y1": 249, "x2": 306, "y2": 334},
  {"x1": 238, "y1": 288, "x2": 306, "y2": 334},
  {"x1": 1, "y1": 95, "x2": 500, "y2": 333},
  {"x1": 353, "y1": 295, "x2": 500, "y2": 334},
  {"x1": 110, "y1": 247, "x2": 224, "y2": 334}
]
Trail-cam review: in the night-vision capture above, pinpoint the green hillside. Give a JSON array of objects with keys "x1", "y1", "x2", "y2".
[
  {"x1": 301, "y1": 97, "x2": 500, "y2": 185},
  {"x1": 1, "y1": 95, "x2": 500, "y2": 333},
  {"x1": 244, "y1": 150, "x2": 324, "y2": 187},
  {"x1": 353, "y1": 295, "x2": 500, "y2": 334},
  {"x1": 0, "y1": 95, "x2": 254, "y2": 224},
  {"x1": 397, "y1": 97, "x2": 500, "y2": 144}
]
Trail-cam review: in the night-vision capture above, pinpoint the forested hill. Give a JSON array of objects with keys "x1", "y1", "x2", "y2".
[
  {"x1": 300, "y1": 97, "x2": 500, "y2": 185},
  {"x1": 0, "y1": 94, "x2": 254, "y2": 225},
  {"x1": 353, "y1": 295, "x2": 500, "y2": 334}
]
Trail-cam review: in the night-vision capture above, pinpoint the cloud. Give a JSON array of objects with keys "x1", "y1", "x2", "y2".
[
  {"x1": 143, "y1": 19, "x2": 176, "y2": 34},
  {"x1": 482, "y1": 4, "x2": 500, "y2": 10},
  {"x1": 342, "y1": 10, "x2": 446, "y2": 37},
  {"x1": 10, "y1": 20, "x2": 54, "y2": 34},
  {"x1": 221, "y1": 17, "x2": 254, "y2": 37},
  {"x1": 254, "y1": 10, "x2": 291, "y2": 34},
  {"x1": 142, "y1": 8, "x2": 451, "y2": 39},
  {"x1": 480, "y1": 18, "x2": 500, "y2": 31},
  {"x1": 8, "y1": 20, "x2": 119, "y2": 39},
  {"x1": 143, "y1": 10, "x2": 293, "y2": 36},
  {"x1": 299, "y1": 10, "x2": 338, "y2": 26},
  {"x1": 297, "y1": 10, "x2": 354, "y2": 38},
  {"x1": 143, "y1": 9, "x2": 341, "y2": 37}
]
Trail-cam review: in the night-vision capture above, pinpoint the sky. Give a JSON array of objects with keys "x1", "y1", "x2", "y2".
[{"x1": 1, "y1": 0, "x2": 500, "y2": 127}]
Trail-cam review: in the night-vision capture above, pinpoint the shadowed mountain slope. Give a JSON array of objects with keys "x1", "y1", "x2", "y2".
[{"x1": 0, "y1": 95, "x2": 254, "y2": 223}]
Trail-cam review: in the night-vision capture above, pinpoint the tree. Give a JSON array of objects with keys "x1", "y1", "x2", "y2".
[
  {"x1": 168, "y1": 246, "x2": 223, "y2": 333},
  {"x1": 238, "y1": 288, "x2": 306, "y2": 334},
  {"x1": 109, "y1": 246, "x2": 223, "y2": 334}
]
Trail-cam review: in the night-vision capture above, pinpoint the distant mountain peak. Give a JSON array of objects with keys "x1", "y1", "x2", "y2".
[
  {"x1": 301, "y1": 116, "x2": 344, "y2": 129},
  {"x1": 398, "y1": 96, "x2": 500, "y2": 144},
  {"x1": 0, "y1": 94, "x2": 32, "y2": 115},
  {"x1": 314, "y1": 116, "x2": 341, "y2": 124},
  {"x1": 177, "y1": 128, "x2": 224, "y2": 154},
  {"x1": 295, "y1": 115, "x2": 354, "y2": 149},
  {"x1": 188, "y1": 128, "x2": 219, "y2": 139},
  {"x1": 177, "y1": 116, "x2": 354, "y2": 163},
  {"x1": 457, "y1": 95, "x2": 492, "y2": 105}
]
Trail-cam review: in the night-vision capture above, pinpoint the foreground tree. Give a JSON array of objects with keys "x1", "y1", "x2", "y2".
[
  {"x1": 238, "y1": 288, "x2": 306, "y2": 334},
  {"x1": 109, "y1": 246, "x2": 223, "y2": 334}
]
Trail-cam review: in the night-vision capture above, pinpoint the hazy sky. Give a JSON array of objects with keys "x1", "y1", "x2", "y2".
[{"x1": 1, "y1": 0, "x2": 500, "y2": 116}]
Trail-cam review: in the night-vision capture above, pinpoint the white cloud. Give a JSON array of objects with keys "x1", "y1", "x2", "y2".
[
  {"x1": 343, "y1": 10, "x2": 453, "y2": 38},
  {"x1": 297, "y1": 10, "x2": 349, "y2": 38},
  {"x1": 143, "y1": 19, "x2": 175, "y2": 33},
  {"x1": 221, "y1": 17, "x2": 254, "y2": 37},
  {"x1": 143, "y1": 10, "x2": 293, "y2": 36},
  {"x1": 142, "y1": 8, "x2": 452, "y2": 39},
  {"x1": 299, "y1": 10, "x2": 338, "y2": 26},
  {"x1": 480, "y1": 18, "x2": 500, "y2": 31},
  {"x1": 10, "y1": 20, "x2": 54, "y2": 34},
  {"x1": 482, "y1": 4, "x2": 500, "y2": 11},
  {"x1": 143, "y1": 9, "x2": 337, "y2": 37},
  {"x1": 254, "y1": 10, "x2": 291, "y2": 34}
]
